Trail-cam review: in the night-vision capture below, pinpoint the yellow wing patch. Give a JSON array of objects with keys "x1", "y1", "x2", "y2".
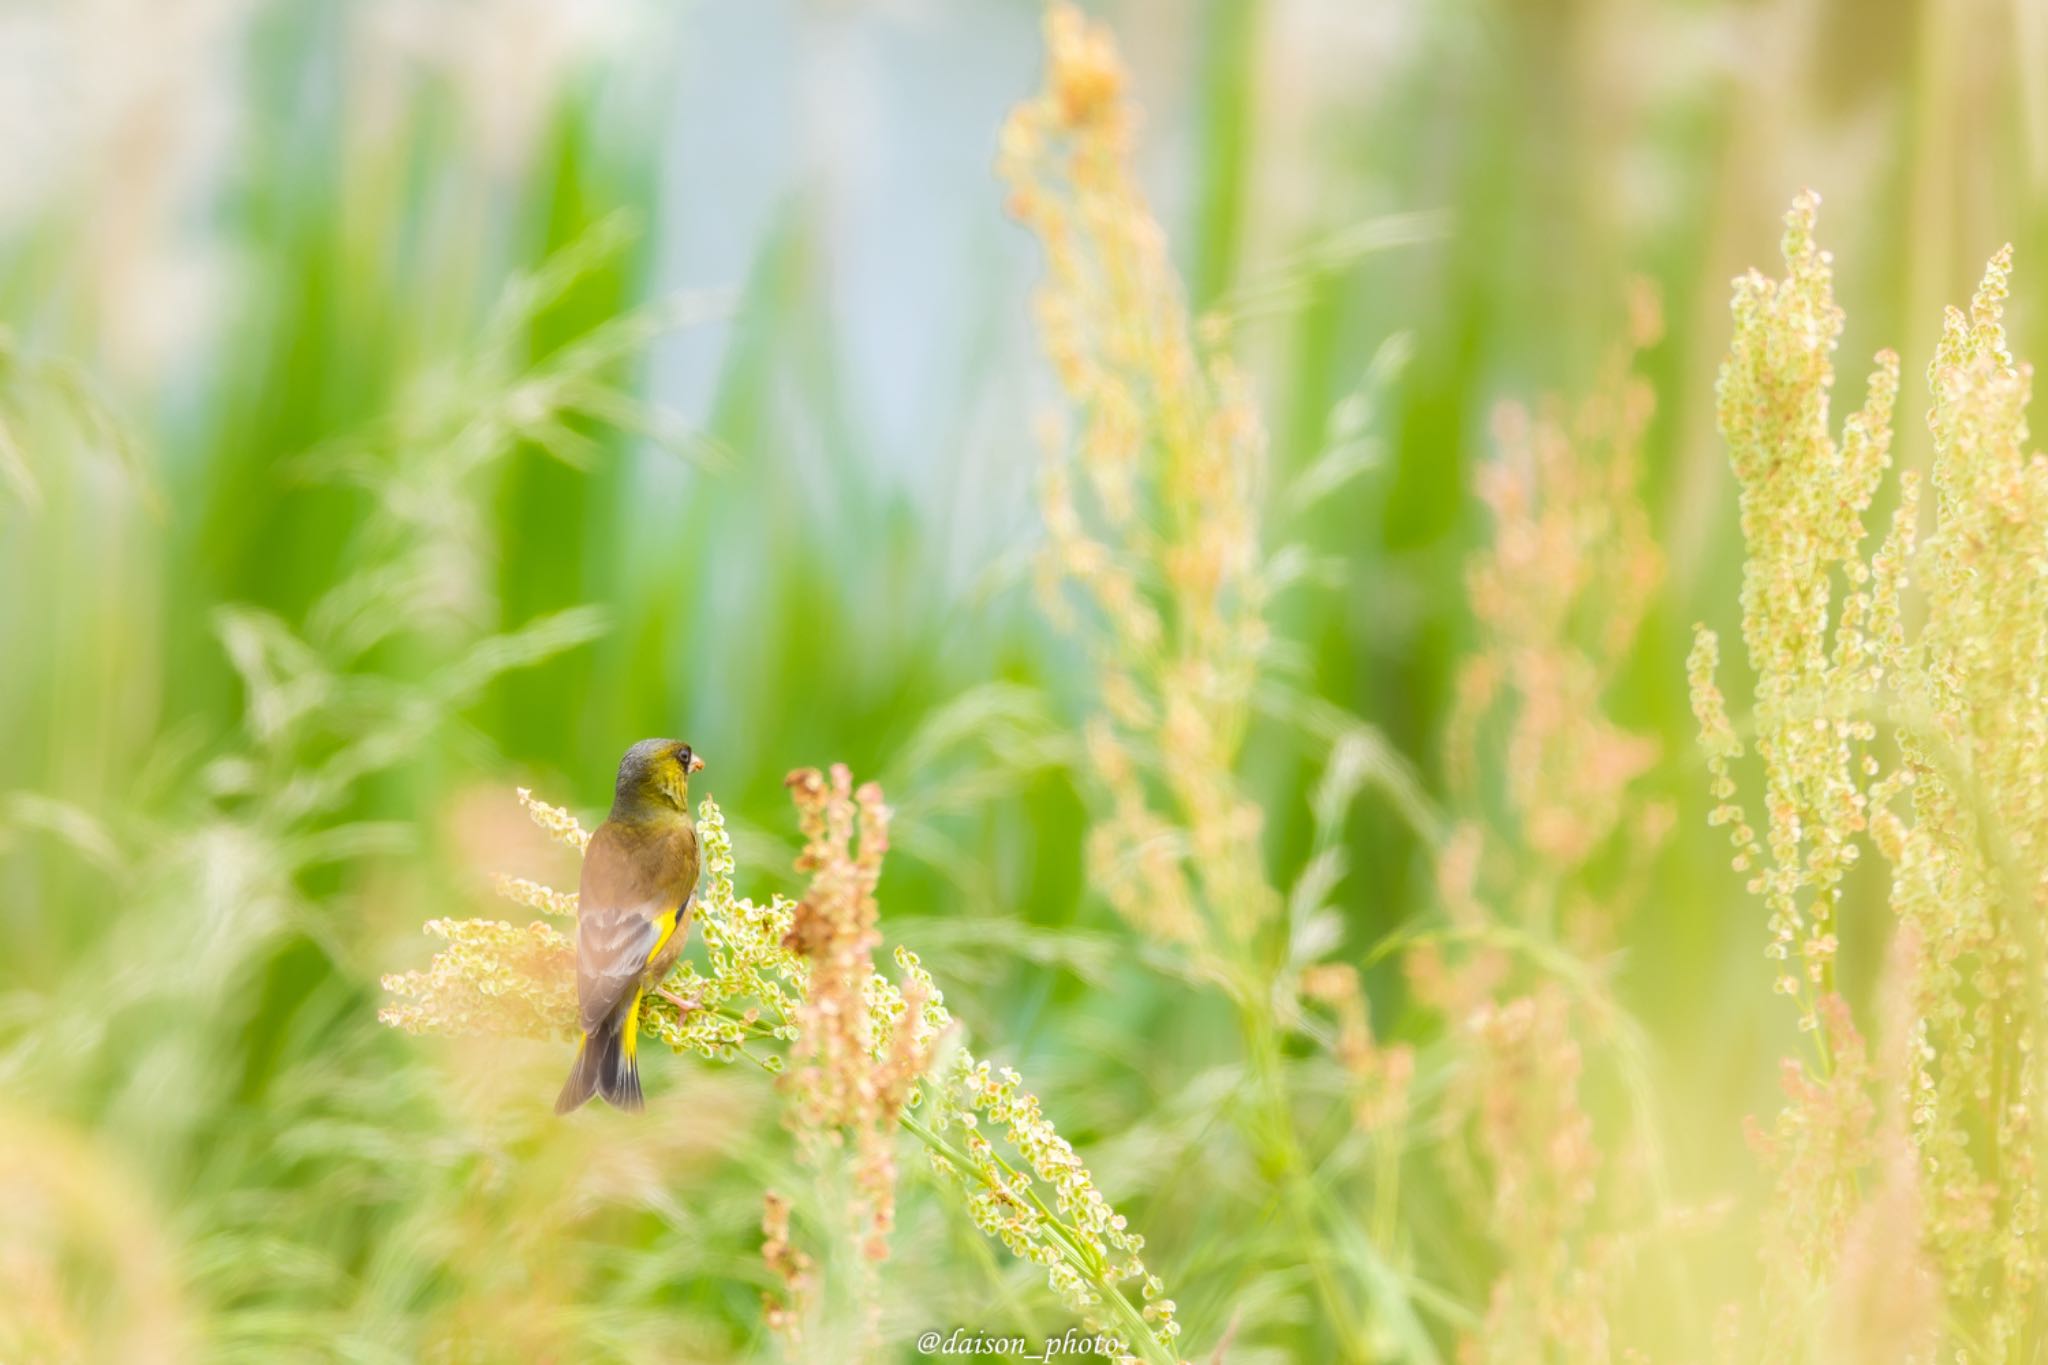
[
  {"x1": 621, "y1": 903, "x2": 684, "y2": 1064},
  {"x1": 649, "y1": 902, "x2": 683, "y2": 960}
]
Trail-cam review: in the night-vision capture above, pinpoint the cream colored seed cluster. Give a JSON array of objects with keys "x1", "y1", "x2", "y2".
[
  {"x1": 377, "y1": 916, "x2": 577, "y2": 1041},
  {"x1": 651, "y1": 796, "x2": 807, "y2": 1063},
  {"x1": 1692, "y1": 192, "x2": 1900, "y2": 1021},
  {"x1": 491, "y1": 874, "x2": 577, "y2": 918},
  {"x1": 926, "y1": 1049, "x2": 1180, "y2": 1356},
  {"x1": 1694, "y1": 191, "x2": 2047, "y2": 1354},
  {"x1": 515, "y1": 786, "x2": 590, "y2": 853},
  {"x1": 1002, "y1": 2, "x2": 1275, "y2": 954},
  {"x1": 1886, "y1": 241, "x2": 2045, "y2": 1352}
]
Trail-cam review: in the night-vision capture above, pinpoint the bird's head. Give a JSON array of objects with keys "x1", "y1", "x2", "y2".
[{"x1": 612, "y1": 738, "x2": 705, "y2": 820}]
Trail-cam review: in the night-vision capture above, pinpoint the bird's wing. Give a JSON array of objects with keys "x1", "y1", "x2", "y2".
[
  {"x1": 574, "y1": 895, "x2": 665, "y2": 1034},
  {"x1": 574, "y1": 820, "x2": 698, "y2": 1035}
]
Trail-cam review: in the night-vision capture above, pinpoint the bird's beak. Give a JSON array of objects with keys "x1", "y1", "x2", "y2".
[{"x1": 688, "y1": 752, "x2": 705, "y2": 774}]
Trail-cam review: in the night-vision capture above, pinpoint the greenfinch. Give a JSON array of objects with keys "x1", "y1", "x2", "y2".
[{"x1": 555, "y1": 739, "x2": 704, "y2": 1114}]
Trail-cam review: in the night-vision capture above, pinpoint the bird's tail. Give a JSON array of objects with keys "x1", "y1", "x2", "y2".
[{"x1": 554, "y1": 998, "x2": 644, "y2": 1114}]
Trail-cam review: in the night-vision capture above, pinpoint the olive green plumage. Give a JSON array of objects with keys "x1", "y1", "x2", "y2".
[{"x1": 555, "y1": 738, "x2": 704, "y2": 1114}]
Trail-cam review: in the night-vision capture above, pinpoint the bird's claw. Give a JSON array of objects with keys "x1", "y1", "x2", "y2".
[{"x1": 657, "y1": 987, "x2": 701, "y2": 1015}]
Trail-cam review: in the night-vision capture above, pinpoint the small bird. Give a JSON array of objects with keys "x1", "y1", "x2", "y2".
[{"x1": 555, "y1": 738, "x2": 704, "y2": 1114}]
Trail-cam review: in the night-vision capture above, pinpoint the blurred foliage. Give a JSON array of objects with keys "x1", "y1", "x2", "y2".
[{"x1": 5, "y1": 0, "x2": 2048, "y2": 1361}]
